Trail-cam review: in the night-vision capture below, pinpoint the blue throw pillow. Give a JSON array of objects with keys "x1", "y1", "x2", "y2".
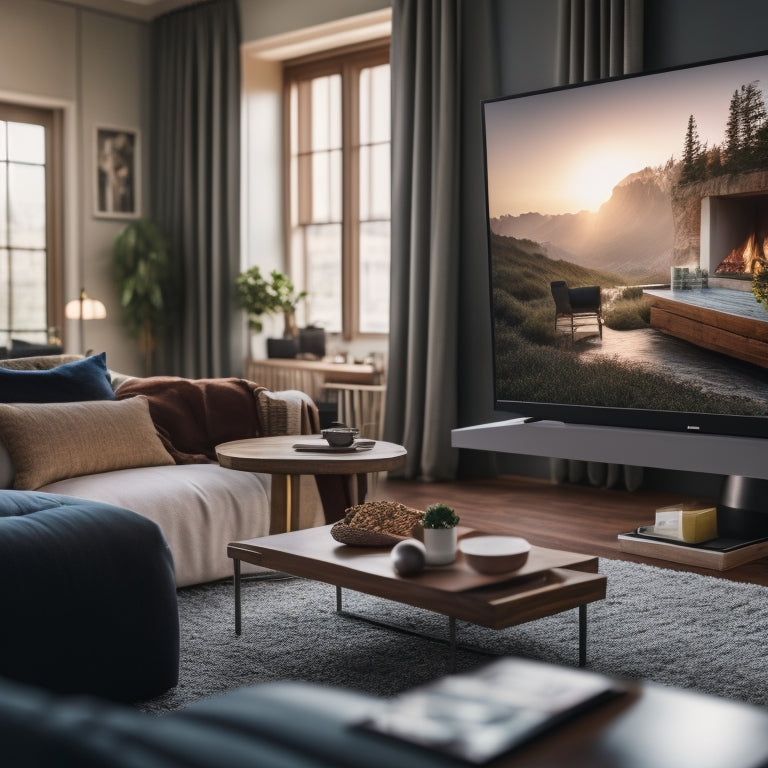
[{"x1": 0, "y1": 353, "x2": 115, "y2": 403}]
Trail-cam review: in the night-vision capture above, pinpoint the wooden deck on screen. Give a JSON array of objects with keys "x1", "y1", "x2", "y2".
[
  {"x1": 374, "y1": 474, "x2": 768, "y2": 587},
  {"x1": 645, "y1": 288, "x2": 768, "y2": 368}
]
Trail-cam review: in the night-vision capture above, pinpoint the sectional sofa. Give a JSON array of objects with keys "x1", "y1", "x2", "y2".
[{"x1": 0, "y1": 352, "x2": 323, "y2": 587}]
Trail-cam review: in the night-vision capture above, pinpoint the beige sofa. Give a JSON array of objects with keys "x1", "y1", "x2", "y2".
[{"x1": 0, "y1": 354, "x2": 323, "y2": 587}]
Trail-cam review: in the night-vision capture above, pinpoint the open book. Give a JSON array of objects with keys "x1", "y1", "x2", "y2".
[{"x1": 357, "y1": 657, "x2": 625, "y2": 764}]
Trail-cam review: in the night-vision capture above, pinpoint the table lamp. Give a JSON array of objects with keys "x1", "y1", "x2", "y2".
[{"x1": 64, "y1": 288, "x2": 107, "y2": 354}]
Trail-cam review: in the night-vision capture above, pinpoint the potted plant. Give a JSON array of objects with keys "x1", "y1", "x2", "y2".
[
  {"x1": 112, "y1": 218, "x2": 170, "y2": 376},
  {"x1": 235, "y1": 266, "x2": 307, "y2": 358},
  {"x1": 422, "y1": 503, "x2": 460, "y2": 565}
]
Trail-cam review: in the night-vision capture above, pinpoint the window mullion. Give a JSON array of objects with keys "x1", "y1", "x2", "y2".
[
  {"x1": 342, "y1": 61, "x2": 359, "y2": 340},
  {"x1": 297, "y1": 80, "x2": 312, "y2": 225}
]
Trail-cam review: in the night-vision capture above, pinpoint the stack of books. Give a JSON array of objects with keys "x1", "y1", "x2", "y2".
[{"x1": 618, "y1": 502, "x2": 768, "y2": 570}]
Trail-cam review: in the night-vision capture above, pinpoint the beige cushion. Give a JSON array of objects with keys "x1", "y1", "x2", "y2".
[
  {"x1": 0, "y1": 353, "x2": 85, "y2": 371},
  {"x1": 0, "y1": 397, "x2": 174, "y2": 490}
]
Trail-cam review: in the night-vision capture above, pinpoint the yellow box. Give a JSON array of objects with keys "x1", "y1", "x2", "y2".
[{"x1": 654, "y1": 505, "x2": 718, "y2": 544}]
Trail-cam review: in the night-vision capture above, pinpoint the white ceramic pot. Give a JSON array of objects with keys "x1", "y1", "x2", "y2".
[{"x1": 423, "y1": 527, "x2": 458, "y2": 565}]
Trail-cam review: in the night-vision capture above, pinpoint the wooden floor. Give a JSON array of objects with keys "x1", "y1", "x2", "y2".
[{"x1": 373, "y1": 474, "x2": 768, "y2": 587}]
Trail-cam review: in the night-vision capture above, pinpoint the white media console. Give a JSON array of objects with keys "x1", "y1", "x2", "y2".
[{"x1": 451, "y1": 418, "x2": 768, "y2": 482}]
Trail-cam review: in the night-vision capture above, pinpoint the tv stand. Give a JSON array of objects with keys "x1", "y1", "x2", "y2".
[
  {"x1": 452, "y1": 419, "x2": 768, "y2": 480},
  {"x1": 452, "y1": 419, "x2": 768, "y2": 537}
]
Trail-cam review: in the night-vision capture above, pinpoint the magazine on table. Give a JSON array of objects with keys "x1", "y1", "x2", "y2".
[{"x1": 356, "y1": 657, "x2": 626, "y2": 764}]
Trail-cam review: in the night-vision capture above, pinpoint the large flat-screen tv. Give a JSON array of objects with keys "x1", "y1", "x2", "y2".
[{"x1": 483, "y1": 50, "x2": 768, "y2": 440}]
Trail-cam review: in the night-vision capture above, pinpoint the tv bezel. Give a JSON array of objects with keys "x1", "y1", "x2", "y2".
[{"x1": 482, "y1": 49, "x2": 768, "y2": 441}]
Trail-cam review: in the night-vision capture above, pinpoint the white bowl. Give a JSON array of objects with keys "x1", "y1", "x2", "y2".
[{"x1": 459, "y1": 536, "x2": 531, "y2": 574}]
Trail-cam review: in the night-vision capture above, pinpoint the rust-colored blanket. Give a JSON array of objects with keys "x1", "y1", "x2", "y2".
[{"x1": 116, "y1": 376, "x2": 267, "y2": 464}]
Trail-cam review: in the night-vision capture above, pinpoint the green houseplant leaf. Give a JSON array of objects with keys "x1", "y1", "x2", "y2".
[
  {"x1": 752, "y1": 258, "x2": 768, "y2": 312},
  {"x1": 113, "y1": 219, "x2": 170, "y2": 376},
  {"x1": 235, "y1": 267, "x2": 307, "y2": 337}
]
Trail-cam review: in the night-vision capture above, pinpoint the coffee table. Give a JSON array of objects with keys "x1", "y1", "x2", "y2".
[
  {"x1": 227, "y1": 525, "x2": 606, "y2": 670},
  {"x1": 216, "y1": 435, "x2": 407, "y2": 534}
]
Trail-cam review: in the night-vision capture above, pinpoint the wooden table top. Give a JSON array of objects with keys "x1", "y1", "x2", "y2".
[
  {"x1": 228, "y1": 524, "x2": 605, "y2": 629},
  {"x1": 216, "y1": 435, "x2": 406, "y2": 476}
]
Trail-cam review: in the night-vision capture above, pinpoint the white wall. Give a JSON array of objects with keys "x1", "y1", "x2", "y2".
[
  {"x1": 0, "y1": 0, "x2": 148, "y2": 375},
  {"x1": 79, "y1": 11, "x2": 149, "y2": 374},
  {"x1": 239, "y1": 0, "x2": 390, "y2": 43}
]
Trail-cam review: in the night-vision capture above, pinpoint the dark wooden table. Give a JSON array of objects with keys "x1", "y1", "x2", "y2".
[{"x1": 227, "y1": 524, "x2": 606, "y2": 669}]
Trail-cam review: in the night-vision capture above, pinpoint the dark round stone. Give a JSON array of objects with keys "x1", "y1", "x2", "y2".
[{"x1": 390, "y1": 539, "x2": 426, "y2": 576}]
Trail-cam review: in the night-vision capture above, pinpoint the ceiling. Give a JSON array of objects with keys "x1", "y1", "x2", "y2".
[{"x1": 53, "y1": 0, "x2": 201, "y2": 21}]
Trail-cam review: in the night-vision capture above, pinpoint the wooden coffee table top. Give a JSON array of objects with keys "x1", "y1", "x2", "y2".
[
  {"x1": 216, "y1": 435, "x2": 407, "y2": 476},
  {"x1": 228, "y1": 525, "x2": 606, "y2": 629}
]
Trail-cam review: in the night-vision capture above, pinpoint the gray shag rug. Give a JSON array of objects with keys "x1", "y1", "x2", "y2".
[{"x1": 139, "y1": 559, "x2": 768, "y2": 714}]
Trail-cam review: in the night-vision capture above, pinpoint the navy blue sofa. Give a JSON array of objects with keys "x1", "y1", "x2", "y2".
[
  {"x1": 0, "y1": 676, "x2": 452, "y2": 768},
  {"x1": 0, "y1": 491, "x2": 179, "y2": 702}
]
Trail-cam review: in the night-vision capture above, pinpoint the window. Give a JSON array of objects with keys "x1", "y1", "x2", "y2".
[
  {"x1": 285, "y1": 44, "x2": 390, "y2": 339},
  {"x1": 0, "y1": 102, "x2": 62, "y2": 347}
]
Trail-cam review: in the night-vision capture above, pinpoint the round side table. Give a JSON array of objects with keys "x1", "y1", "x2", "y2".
[{"x1": 216, "y1": 435, "x2": 407, "y2": 533}]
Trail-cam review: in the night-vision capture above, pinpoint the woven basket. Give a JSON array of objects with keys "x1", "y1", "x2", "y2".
[
  {"x1": 330, "y1": 500, "x2": 425, "y2": 547},
  {"x1": 330, "y1": 522, "x2": 407, "y2": 547}
]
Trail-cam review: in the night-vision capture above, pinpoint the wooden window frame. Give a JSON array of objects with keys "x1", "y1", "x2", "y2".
[
  {"x1": 0, "y1": 102, "x2": 64, "y2": 343},
  {"x1": 283, "y1": 41, "x2": 390, "y2": 341}
]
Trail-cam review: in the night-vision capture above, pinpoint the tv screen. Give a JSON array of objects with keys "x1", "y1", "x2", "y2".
[{"x1": 483, "y1": 50, "x2": 768, "y2": 439}]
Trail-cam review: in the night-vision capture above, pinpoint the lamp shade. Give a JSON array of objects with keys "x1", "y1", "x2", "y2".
[{"x1": 65, "y1": 290, "x2": 107, "y2": 320}]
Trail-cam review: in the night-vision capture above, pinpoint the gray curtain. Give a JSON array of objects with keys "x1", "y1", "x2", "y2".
[
  {"x1": 386, "y1": 0, "x2": 500, "y2": 481},
  {"x1": 387, "y1": 0, "x2": 645, "y2": 485},
  {"x1": 150, "y1": 0, "x2": 242, "y2": 378},
  {"x1": 550, "y1": 0, "x2": 645, "y2": 491},
  {"x1": 556, "y1": 0, "x2": 644, "y2": 84}
]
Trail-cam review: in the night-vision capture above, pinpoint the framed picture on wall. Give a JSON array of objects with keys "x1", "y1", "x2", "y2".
[{"x1": 93, "y1": 125, "x2": 141, "y2": 218}]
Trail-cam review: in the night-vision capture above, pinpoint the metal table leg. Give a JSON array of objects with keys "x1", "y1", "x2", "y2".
[
  {"x1": 448, "y1": 617, "x2": 457, "y2": 672},
  {"x1": 332, "y1": 589, "x2": 591, "y2": 671},
  {"x1": 579, "y1": 604, "x2": 587, "y2": 667},
  {"x1": 234, "y1": 558, "x2": 242, "y2": 636}
]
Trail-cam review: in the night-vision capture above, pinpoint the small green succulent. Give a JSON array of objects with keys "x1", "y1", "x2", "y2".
[{"x1": 422, "y1": 503, "x2": 460, "y2": 529}]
